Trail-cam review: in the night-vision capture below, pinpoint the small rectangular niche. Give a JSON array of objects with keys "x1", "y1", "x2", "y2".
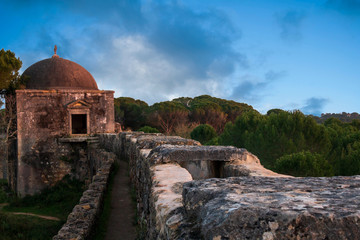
[
  {"x1": 71, "y1": 114, "x2": 87, "y2": 134},
  {"x1": 179, "y1": 160, "x2": 225, "y2": 180}
]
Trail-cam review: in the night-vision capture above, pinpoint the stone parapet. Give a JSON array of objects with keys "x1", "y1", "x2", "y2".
[
  {"x1": 99, "y1": 132, "x2": 285, "y2": 239},
  {"x1": 52, "y1": 148, "x2": 115, "y2": 240},
  {"x1": 98, "y1": 132, "x2": 360, "y2": 240},
  {"x1": 149, "y1": 164, "x2": 193, "y2": 239}
]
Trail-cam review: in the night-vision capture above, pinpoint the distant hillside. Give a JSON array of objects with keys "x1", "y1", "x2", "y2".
[
  {"x1": 113, "y1": 95, "x2": 255, "y2": 135},
  {"x1": 313, "y1": 112, "x2": 360, "y2": 123}
]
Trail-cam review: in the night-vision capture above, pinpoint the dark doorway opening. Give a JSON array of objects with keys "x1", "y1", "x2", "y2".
[{"x1": 72, "y1": 114, "x2": 87, "y2": 134}]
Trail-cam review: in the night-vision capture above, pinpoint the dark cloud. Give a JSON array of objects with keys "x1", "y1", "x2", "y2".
[
  {"x1": 146, "y1": 2, "x2": 244, "y2": 79},
  {"x1": 231, "y1": 80, "x2": 267, "y2": 101},
  {"x1": 231, "y1": 70, "x2": 286, "y2": 102},
  {"x1": 276, "y1": 10, "x2": 306, "y2": 41},
  {"x1": 66, "y1": 0, "x2": 145, "y2": 31},
  {"x1": 7, "y1": 0, "x2": 247, "y2": 104},
  {"x1": 265, "y1": 70, "x2": 287, "y2": 81},
  {"x1": 301, "y1": 97, "x2": 329, "y2": 116},
  {"x1": 325, "y1": 0, "x2": 360, "y2": 15}
]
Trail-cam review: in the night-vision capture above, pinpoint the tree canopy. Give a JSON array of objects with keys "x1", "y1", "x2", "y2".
[
  {"x1": 113, "y1": 95, "x2": 254, "y2": 135},
  {"x1": 216, "y1": 109, "x2": 360, "y2": 176},
  {"x1": 114, "y1": 97, "x2": 148, "y2": 130},
  {"x1": 190, "y1": 124, "x2": 217, "y2": 145},
  {"x1": 0, "y1": 49, "x2": 22, "y2": 94},
  {"x1": 147, "y1": 101, "x2": 189, "y2": 135}
]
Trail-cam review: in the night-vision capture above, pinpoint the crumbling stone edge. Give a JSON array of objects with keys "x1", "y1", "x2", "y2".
[
  {"x1": 96, "y1": 132, "x2": 360, "y2": 240},
  {"x1": 96, "y1": 132, "x2": 285, "y2": 239},
  {"x1": 53, "y1": 147, "x2": 116, "y2": 240}
]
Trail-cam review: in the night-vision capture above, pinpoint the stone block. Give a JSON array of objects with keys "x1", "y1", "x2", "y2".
[
  {"x1": 182, "y1": 176, "x2": 360, "y2": 239},
  {"x1": 136, "y1": 135, "x2": 200, "y2": 149},
  {"x1": 149, "y1": 163, "x2": 193, "y2": 239}
]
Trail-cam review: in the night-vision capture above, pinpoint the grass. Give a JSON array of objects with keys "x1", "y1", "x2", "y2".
[
  {"x1": 0, "y1": 176, "x2": 84, "y2": 240},
  {"x1": 0, "y1": 212, "x2": 63, "y2": 240},
  {"x1": 3, "y1": 175, "x2": 84, "y2": 220},
  {"x1": 92, "y1": 161, "x2": 119, "y2": 240},
  {"x1": 0, "y1": 179, "x2": 12, "y2": 203}
]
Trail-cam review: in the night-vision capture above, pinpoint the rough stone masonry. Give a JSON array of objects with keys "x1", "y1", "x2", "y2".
[{"x1": 98, "y1": 132, "x2": 360, "y2": 240}]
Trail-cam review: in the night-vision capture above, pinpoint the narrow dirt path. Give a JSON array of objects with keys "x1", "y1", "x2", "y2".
[
  {"x1": 1, "y1": 203, "x2": 61, "y2": 221},
  {"x1": 105, "y1": 159, "x2": 137, "y2": 240},
  {"x1": 11, "y1": 212, "x2": 61, "y2": 221}
]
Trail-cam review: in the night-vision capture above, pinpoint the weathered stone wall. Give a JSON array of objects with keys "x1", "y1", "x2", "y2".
[
  {"x1": 99, "y1": 132, "x2": 360, "y2": 240},
  {"x1": 53, "y1": 145, "x2": 115, "y2": 240},
  {"x1": 183, "y1": 176, "x2": 360, "y2": 240},
  {"x1": 99, "y1": 132, "x2": 285, "y2": 239},
  {"x1": 15, "y1": 89, "x2": 114, "y2": 195}
]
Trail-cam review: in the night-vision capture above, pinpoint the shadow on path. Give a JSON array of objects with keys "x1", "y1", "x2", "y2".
[{"x1": 105, "y1": 159, "x2": 137, "y2": 240}]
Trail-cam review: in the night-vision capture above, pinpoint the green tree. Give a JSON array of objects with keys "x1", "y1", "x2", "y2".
[
  {"x1": 114, "y1": 97, "x2": 148, "y2": 130},
  {"x1": 0, "y1": 49, "x2": 22, "y2": 93},
  {"x1": 274, "y1": 151, "x2": 333, "y2": 177},
  {"x1": 137, "y1": 126, "x2": 160, "y2": 133},
  {"x1": 266, "y1": 108, "x2": 286, "y2": 116},
  {"x1": 147, "y1": 101, "x2": 189, "y2": 135},
  {"x1": 190, "y1": 124, "x2": 217, "y2": 145},
  {"x1": 218, "y1": 110, "x2": 332, "y2": 169},
  {"x1": 190, "y1": 102, "x2": 227, "y2": 133},
  {"x1": 192, "y1": 95, "x2": 254, "y2": 123},
  {"x1": 173, "y1": 95, "x2": 255, "y2": 132},
  {"x1": 0, "y1": 49, "x2": 23, "y2": 185}
]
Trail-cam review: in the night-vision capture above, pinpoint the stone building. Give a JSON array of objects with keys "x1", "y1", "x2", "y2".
[{"x1": 11, "y1": 47, "x2": 114, "y2": 195}]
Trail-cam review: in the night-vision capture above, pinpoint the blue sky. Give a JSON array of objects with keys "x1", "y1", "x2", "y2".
[{"x1": 1, "y1": 0, "x2": 359, "y2": 115}]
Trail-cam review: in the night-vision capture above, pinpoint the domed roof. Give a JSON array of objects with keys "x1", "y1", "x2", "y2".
[{"x1": 22, "y1": 49, "x2": 98, "y2": 90}]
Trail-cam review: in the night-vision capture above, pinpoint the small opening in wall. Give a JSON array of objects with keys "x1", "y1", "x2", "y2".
[
  {"x1": 212, "y1": 161, "x2": 224, "y2": 178},
  {"x1": 179, "y1": 160, "x2": 226, "y2": 179},
  {"x1": 71, "y1": 114, "x2": 87, "y2": 134}
]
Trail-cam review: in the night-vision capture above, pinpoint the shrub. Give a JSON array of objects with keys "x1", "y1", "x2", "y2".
[
  {"x1": 206, "y1": 137, "x2": 219, "y2": 146},
  {"x1": 137, "y1": 126, "x2": 160, "y2": 133},
  {"x1": 190, "y1": 124, "x2": 217, "y2": 144},
  {"x1": 274, "y1": 151, "x2": 333, "y2": 177}
]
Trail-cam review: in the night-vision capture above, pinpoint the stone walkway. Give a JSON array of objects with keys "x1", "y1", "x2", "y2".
[{"x1": 105, "y1": 159, "x2": 137, "y2": 240}]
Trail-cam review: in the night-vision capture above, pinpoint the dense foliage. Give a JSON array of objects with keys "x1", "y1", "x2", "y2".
[
  {"x1": 314, "y1": 112, "x2": 360, "y2": 123},
  {"x1": 147, "y1": 101, "x2": 189, "y2": 135},
  {"x1": 138, "y1": 126, "x2": 160, "y2": 133},
  {"x1": 114, "y1": 95, "x2": 254, "y2": 136},
  {"x1": 113, "y1": 95, "x2": 360, "y2": 177},
  {"x1": 218, "y1": 110, "x2": 360, "y2": 176},
  {"x1": 114, "y1": 97, "x2": 148, "y2": 130},
  {"x1": 190, "y1": 124, "x2": 217, "y2": 145},
  {"x1": 274, "y1": 151, "x2": 333, "y2": 177},
  {"x1": 0, "y1": 49, "x2": 23, "y2": 93}
]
